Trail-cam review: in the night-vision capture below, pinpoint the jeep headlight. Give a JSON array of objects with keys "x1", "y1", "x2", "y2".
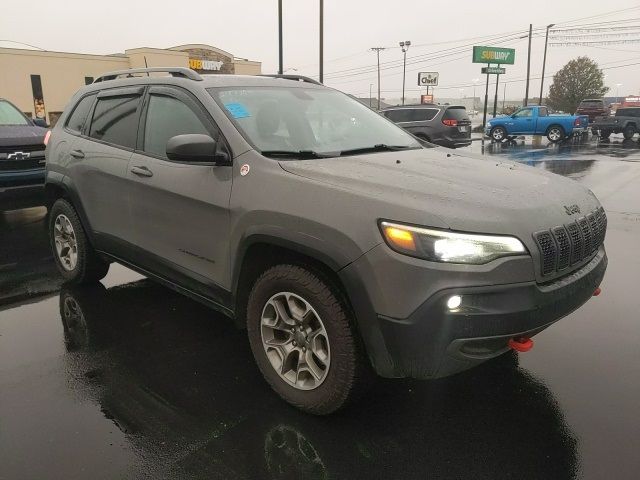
[{"x1": 380, "y1": 221, "x2": 527, "y2": 264}]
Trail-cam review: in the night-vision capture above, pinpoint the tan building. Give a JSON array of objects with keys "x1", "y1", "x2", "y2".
[{"x1": 0, "y1": 44, "x2": 261, "y2": 125}]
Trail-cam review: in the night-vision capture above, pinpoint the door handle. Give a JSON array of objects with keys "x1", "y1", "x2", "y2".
[
  {"x1": 70, "y1": 150, "x2": 85, "y2": 159},
  {"x1": 131, "y1": 166, "x2": 153, "y2": 177}
]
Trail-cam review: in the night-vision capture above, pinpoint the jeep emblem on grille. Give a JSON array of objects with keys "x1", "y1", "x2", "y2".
[
  {"x1": 7, "y1": 151, "x2": 31, "y2": 161},
  {"x1": 564, "y1": 204, "x2": 581, "y2": 215}
]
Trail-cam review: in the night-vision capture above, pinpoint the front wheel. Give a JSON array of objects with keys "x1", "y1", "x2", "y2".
[
  {"x1": 546, "y1": 126, "x2": 565, "y2": 143},
  {"x1": 623, "y1": 125, "x2": 636, "y2": 140},
  {"x1": 49, "y1": 199, "x2": 110, "y2": 284},
  {"x1": 490, "y1": 126, "x2": 507, "y2": 142},
  {"x1": 246, "y1": 264, "x2": 370, "y2": 415}
]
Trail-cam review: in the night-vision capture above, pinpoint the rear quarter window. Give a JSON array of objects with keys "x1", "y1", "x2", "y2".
[
  {"x1": 617, "y1": 108, "x2": 640, "y2": 118},
  {"x1": 88, "y1": 94, "x2": 142, "y2": 149}
]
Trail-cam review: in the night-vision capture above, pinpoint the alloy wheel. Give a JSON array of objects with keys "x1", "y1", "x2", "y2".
[
  {"x1": 548, "y1": 128, "x2": 562, "y2": 142},
  {"x1": 260, "y1": 292, "x2": 330, "y2": 390},
  {"x1": 53, "y1": 214, "x2": 78, "y2": 271}
]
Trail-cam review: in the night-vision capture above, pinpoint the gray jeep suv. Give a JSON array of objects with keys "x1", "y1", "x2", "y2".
[{"x1": 45, "y1": 68, "x2": 607, "y2": 414}]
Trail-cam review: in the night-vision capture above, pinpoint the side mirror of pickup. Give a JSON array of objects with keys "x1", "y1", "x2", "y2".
[{"x1": 166, "y1": 134, "x2": 231, "y2": 165}]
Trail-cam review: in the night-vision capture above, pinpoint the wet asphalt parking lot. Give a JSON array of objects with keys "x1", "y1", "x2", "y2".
[{"x1": 1, "y1": 136, "x2": 639, "y2": 480}]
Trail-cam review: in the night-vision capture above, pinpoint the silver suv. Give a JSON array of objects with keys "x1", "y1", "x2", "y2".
[{"x1": 45, "y1": 68, "x2": 607, "y2": 414}]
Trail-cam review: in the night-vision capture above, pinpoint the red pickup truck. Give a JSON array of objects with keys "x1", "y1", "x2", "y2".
[{"x1": 576, "y1": 99, "x2": 610, "y2": 123}]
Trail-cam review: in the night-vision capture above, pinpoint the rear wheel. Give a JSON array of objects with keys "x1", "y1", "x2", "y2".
[
  {"x1": 246, "y1": 264, "x2": 369, "y2": 415},
  {"x1": 546, "y1": 125, "x2": 565, "y2": 143},
  {"x1": 49, "y1": 199, "x2": 109, "y2": 284},
  {"x1": 490, "y1": 126, "x2": 507, "y2": 142},
  {"x1": 623, "y1": 125, "x2": 636, "y2": 140}
]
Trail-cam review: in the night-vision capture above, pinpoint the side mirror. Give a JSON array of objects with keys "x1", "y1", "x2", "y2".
[
  {"x1": 33, "y1": 118, "x2": 48, "y2": 128},
  {"x1": 166, "y1": 134, "x2": 230, "y2": 165}
]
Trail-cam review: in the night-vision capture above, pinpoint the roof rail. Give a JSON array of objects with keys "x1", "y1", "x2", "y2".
[
  {"x1": 260, "y1": 74, "x2": 322, "y2": 85},
  {"x1": 93, "y1": 67, "x2": 203, "y2": 83}
]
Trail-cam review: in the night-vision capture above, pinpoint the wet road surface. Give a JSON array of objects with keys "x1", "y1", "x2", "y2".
[{"x1": 1, "y1": 137, "x2": 639, "y2": 479}]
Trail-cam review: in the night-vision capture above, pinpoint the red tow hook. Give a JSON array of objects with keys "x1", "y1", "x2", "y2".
[
  {"x1": 508, "y1": 337, "x2": 534, "y2": 353},
  {"x1": 593, "y1": 287, "x2": 602, "y2": 297}
]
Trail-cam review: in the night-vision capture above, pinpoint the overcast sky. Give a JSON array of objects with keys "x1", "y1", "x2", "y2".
[{"x1": 2, "y1": 0, "x2": 639, "y2": 101}]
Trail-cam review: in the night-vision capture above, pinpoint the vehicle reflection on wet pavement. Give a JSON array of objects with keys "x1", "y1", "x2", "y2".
[{"x1": 1, "y1": 137, "x2": 639, "y2": 479}]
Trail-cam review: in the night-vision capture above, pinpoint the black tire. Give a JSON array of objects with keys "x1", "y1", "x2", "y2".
[
  {"x1": 246, "y1": 264, "x2": 370, "y2": 415},
  {"x1": 546, "y1": 125, "x2": 565, "y2": 143},
  {"x1": 490, "y1": 126, "x2": 507, "y2": 142},
  {"x1": 49, "y1": 198, "x2": 109, "y2": 284},
  {"x1": 623, "y1": 125, "x2": 636, "y2": 140}
]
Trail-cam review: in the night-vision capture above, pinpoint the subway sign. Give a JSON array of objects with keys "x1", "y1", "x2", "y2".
[
  {"x1": 472, "y1": 46, "x2": 515, "y2": 65},
  {"x1": 189, "y1": 58, "x2": 223, "y2": 71}
]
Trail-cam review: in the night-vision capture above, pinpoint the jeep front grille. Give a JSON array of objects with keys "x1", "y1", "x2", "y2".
[{"x1": 534, "y1": 207, "x2": 607, "y2": 276}]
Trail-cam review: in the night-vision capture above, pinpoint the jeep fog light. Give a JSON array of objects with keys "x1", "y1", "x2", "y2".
[{"x1": 447, "y1": 295, "x2": 462, "y2": 310}]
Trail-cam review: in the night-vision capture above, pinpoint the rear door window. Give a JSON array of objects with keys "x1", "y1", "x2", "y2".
[
  {"x1": 538, "y1": 107, "x2": 548, "y2": 117},
  {"x1": 65, "y1": 94, "x2": 96, "y2": 134},
  {"x1": 88, "y1": 92, "x2": 142, "y2": 149}
]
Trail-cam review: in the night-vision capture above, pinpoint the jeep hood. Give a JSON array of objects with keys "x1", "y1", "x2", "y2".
[{"x1": 278, "y1": 148, "x2": 600, "y2": 236}]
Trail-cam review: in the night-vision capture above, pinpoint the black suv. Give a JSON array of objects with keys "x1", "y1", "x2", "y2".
[
  {"x1": 0, "y1": 98, "x2": 48, "y2": 211},
  {"x1": 380, "y1": 104, "x2": 472, "y2": 148}
]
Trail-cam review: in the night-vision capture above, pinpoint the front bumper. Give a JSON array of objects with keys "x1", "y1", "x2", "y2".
[
  {"x1": 0, "y1": 170, "x2": 46, "y2": 211},
  {"x1": 341, "y1": 244, "x2": 607, "y2": 379}
]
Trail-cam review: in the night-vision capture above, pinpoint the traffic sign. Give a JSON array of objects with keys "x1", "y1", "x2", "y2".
[
  {"x1": 472, "y1": 46, "x2": 515, "y2": 65},
  {"x1": 481, "y1": 66, "x2": 506, "y2": 74},
  {"x1": 418, "y1": 72, "x2": 438, "y2": 86}
]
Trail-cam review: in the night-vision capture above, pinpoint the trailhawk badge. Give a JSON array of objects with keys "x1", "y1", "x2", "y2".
[
  {"x1": 564, "y1": 204, "x2": 581, "y2": 215},
  {"x1": 240, "y1": 164, "x2": 250, "y2": 176}
]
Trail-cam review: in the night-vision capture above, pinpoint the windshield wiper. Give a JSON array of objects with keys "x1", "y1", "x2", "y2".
[
  {"x1": 261, "y1": 149, "x2": 335, "y2": 159},
  {"x1": 338, "y1": 144, "x2": 418, "y2": 156}
]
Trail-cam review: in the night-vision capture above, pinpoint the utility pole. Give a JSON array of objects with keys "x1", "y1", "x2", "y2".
[
  {"x1": 502, "y1": 82, "x2": 506, "y2": 112},
  {"x1": 369, "y1": 84, "x2": 373, "y2": 108},
  {"x1": 399, "y1": 41, "x2": 411, "y2": 105},
  {"x1": 371, "y1": 47, "x2": 385, "y2": 110},
  {"x1": 319, "y1": 0, "x2": 324, "y2": 83},
  {"x1": 539, "y1": 23, "x2": 555, "y2": 105},
  {"x1": 524, "y1": 23, "x2": 532, "y2": 106},
  {"x1": 278, "y1": 0, "x2": 283, "y2": 75}
]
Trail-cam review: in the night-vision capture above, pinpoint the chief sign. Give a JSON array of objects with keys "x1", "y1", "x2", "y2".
[
  {"x1": 418, "y1": 72, "x2": 439, "y2": 86},
  {"x1": 472, "y1": 46, "x2": 515, "y2": 65}
]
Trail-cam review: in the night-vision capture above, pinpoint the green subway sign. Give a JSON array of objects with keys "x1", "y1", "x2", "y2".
[{"x1": 473, "y1": 46, "x2": 515, "y2": 65}]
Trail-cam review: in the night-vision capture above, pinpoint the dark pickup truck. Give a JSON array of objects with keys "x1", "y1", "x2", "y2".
[
  {"x1": 0, "y1": 98, "x2": 48, "y2": 211},
  {"x1": 576, "y1": 99, "x2": 609, "y2": 123},
  {"x1": 593, "y1": 107, "x2": 639, "y2": 140}
]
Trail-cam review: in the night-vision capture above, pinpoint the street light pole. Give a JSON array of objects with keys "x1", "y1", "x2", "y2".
[
  {"x1": 371, "y1": 47, "x2": 385, "y2": 110},
  {"x1": 399, "y1": 40, "x2": 411, "y2": 105},
  {"x1": 278, "y1": 0, "x2": 283, "y2": 75},
  {"x1": 539, "y1": 23, "x2": 555, "y2": 105}
]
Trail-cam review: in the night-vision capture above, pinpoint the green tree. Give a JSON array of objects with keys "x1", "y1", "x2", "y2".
[{"x1": 547, "y1": 57, "x2": 609, "y2": 113}]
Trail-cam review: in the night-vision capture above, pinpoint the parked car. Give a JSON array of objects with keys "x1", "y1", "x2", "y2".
[
  {"x1": 45, "y1": 68, "x2": 607, "y2": 414},
  {"x1": 0, "y1": 98, "x2": 48, "y2": 211},
  {"x1": 486, "y1": 106, "x2": 589, "y2": 143},
  {"x1": 380, "y1": 104, "x2": 472, "y2": 148},
  {"x1": 575, "y1": 99, "x2": 609, "y2": 123},
  {"x1": 592, "y1": 107, "x2": 639, "y2": 140}
]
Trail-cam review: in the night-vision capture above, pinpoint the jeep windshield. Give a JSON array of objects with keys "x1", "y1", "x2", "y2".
[
  {"x1": 0, "y1": 100, "x2": 29, "y2": 126},
  {"x1": 208, "y1": 86, "x2": 423, "y2": 157}
]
